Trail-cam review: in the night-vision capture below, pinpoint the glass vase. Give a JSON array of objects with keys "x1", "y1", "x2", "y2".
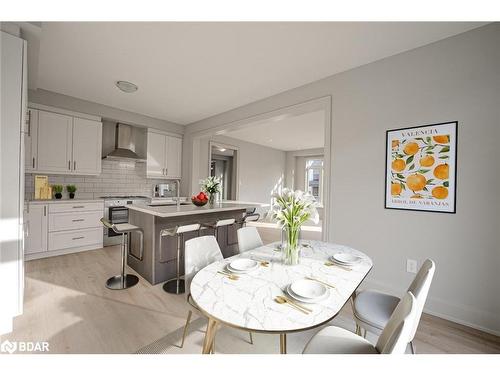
[
  {"x1": 208, "y1": 193, "x2": 216, "y2": 206},
  {"x1": 281, "y1": 225, "x2": 301, "y2": 265}
]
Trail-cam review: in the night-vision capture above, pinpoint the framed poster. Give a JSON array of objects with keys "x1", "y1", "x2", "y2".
[{"x1": 385, "y1": 121, "x2": 457, "y2": 213}]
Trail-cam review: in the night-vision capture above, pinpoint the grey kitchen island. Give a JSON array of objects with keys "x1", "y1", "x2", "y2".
[{"x1": 125, "y1": 201, "x2": 260, "y2": 285}]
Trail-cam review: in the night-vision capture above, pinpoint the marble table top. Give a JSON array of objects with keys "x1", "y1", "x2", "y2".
[{"x1": 190, "y1": 240, "x2": 373, "y2": 333}]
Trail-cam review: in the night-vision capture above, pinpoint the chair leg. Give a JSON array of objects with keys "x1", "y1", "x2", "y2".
[
  {"x1": 410, "y1": 340, "x2": 416, "y2": 354},
  {"x1": 355, "y1": 323, "x2": 361, "y2": 336},
  {"x1": 249, "y1": 332, "x2": 254, "y2": 344},
  {"x1": 363, "y1": 329, "x2": 367, "y2": 339},
  {"x1": 180, "y1": 310, "x2": 192, "y2": 348}
]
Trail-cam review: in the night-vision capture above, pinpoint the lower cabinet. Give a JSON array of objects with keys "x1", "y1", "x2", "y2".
[{"x1": 25, "y1": 201, "x2": 104, "y2": 260}]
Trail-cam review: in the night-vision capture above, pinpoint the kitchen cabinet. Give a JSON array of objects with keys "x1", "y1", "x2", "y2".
[
  {"x1": 33, "y1": 108, "x2": 102, "y2": 175},
  {"x1": 25, "y1": 204, "x2": 48, "y2": 255},
  {"x1": 24, "y1": 108, "x2": 38, "y2": 171},
  {"x1": 146, "y1": 130, "x2": 182, "y2": 179}
]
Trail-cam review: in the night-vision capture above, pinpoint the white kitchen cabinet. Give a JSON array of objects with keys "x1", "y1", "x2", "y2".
[
  {"x1": 146, "y1": 130, "x2": 182, "y2": 179},
  {"x1": 33, "y1": 108, "x2": 102, "y2": 175},
  {"x1": 25, "y1": 204, "x2": 48, "y2": 255},
  {"x1": 37, "y1": 110, "x2": 73, "y2": 173},
  {"x1": 72, "y1": 117, "x2": 102, "y2": 175},
  {"x1": 24, "y1": 108, "x2": 38, "y2": 171},
  {"x1": 147, "y1": 131, "x2": 167, "y2": 178}
]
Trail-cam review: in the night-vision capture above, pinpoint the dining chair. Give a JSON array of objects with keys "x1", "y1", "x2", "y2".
[
  {"x1": 303, "y1": 291, "x2": 416, "y2": 354},
  {"x1": 236, "y1": 226, "x2": 264, "y2": 253},
  {"x1": 180, "y1": 235, "x2": 253, "y2": 351},
  {"x1": 352, "y1": 258, "x2": 435, "y2": 353}
]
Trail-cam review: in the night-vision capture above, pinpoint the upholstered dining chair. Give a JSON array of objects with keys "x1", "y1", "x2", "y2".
[
  {"x1": 180, "y1": 235, "x2": 253, "y2": 351},
  {"x1": 352, "y1": 258, "x2": 436, "y2": 353},
  {"x1": 303, "y1": 291, "x2": 416, "y2": 354},
  {"x1": 236, "y1": 226, "x2": 264, "y2": 253}
]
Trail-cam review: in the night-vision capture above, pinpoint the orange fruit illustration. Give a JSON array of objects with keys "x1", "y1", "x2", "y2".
[
  {"x1": 433, "y1": 135, "x2": 449, "y2": 144},
  {"x1": 391, "y1": 183, "x2": 402, "y2": 196},
  {"x1": 392, "y1": 140, "x2": 399, "y2": 149},
  {"x1": 433, "y1": 163, "x2": 449, "y2": 180},
  {"x1": 420, "y1": 155, "x2": 435, "y2": 167},
  {"x1": 432, "y1": 186, "x2": 449, "y2": 199},
  {"x1": 403, "y1": 142, "x2": 419, "y2": 155},
  {"x1": 391, "y1": 158, "x2": 406, "y2": 172},
  {"x1": 406, "y1": 173, "x2": 426, "y2": 192}
]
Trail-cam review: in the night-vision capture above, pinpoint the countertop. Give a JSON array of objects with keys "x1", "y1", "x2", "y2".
[
  {"x1": 27, "y1": 199, "x2": 104, "y2": 205},
  {"x1": 126, "y1": 201, "x2": 264, "y2": 218}
]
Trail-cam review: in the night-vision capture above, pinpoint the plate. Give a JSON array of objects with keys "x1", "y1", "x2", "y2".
[
  {"x1": 228, "y1": 259, "x2": 259, "y2": 272},
  {"x1": 290, "y1": 279, "x2": 327, "y2": 300},
  {"x1": 332, "y1": 253, "x2": 361, "y2": 265},
  {"x1": 286, "y1": 284, "x2": 329, "y2": 304}
]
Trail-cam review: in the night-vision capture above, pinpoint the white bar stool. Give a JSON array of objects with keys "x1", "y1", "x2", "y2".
[
  {"x1": 100, "y1": 218, "x2": 143, "y2": 290},
  {"x1": 240, "y1": 213, "x2": 260, "y2": 227},
  {"x1": 202, "y1": 218, "x2": 236, "y2": 243},
  {"x1": 160, "y1": 223, "x2": 201, "y2": 294}
]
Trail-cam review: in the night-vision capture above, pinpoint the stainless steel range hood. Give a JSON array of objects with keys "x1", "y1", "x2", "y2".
[{"x1": 103, "y1": 123, "x2": 146, "y2": 162}]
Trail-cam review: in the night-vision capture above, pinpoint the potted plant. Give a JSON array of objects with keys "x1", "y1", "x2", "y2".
[
  {"x1": 200, "y1": 176, "x2": 221, "y2": 206},
  {"x1": 268, "y1": 188, "x2": 319, "y2": 265},
  {"x1": 52, "y1": 185, "x2": 63, "y2": 199},
  {"x1": 66, "y1": 185, "x2": 77, "y2": 199}
]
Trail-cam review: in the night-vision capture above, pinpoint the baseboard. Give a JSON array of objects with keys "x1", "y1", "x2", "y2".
[
  {"x1": 361, "y1": 278, "x2": 500, "y2": 337},
  {"x1": 25, "y1": 243, "x2": 103, "y2": 261}
]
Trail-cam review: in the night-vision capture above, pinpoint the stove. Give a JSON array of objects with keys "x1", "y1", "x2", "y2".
[{"x1": 102, "y1": 195, "x2": 150, "y2": 246}]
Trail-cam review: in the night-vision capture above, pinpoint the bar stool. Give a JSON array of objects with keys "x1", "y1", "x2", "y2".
[
  {"x1": 239, "y1": 213, "x2": 260, "y2": 227},
  {"x1": 100, "y1": 218, "x2": 144, "y2": 290},
  {"x1": 201, "y1": 218, "x2": 236, "y2": 244},
  {"x1": 160, "y1": 223, "x2": 201, "y2": 294}
]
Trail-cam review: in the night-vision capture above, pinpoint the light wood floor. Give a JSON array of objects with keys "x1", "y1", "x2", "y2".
[{"x1": 2, "y1": 230, "x2": 499, "y2": 354}]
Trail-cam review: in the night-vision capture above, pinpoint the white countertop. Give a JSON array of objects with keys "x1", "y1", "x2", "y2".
[
  {"x1": 191, "y1": 240, "x2": 373, "y2": 333},
  {"x1": 126, "y1": 201, "x2": 262, "y2": 218},
  {"x1": 27, "y1": 199, "x2": 103, "y2": 205}
]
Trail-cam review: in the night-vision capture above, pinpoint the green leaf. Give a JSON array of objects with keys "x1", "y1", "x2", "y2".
[
  {"x1": 439, "y1": 155, "x2": 449, "y2": 159},
  {"x1": 426, "y1": 136, "x2": 432, "y2": 143},
  {"x1": 427, "y1": 178, "x2": 434, "y2": 183},
  {"x1": 439, "y1": 146, "x2": 450, "y2": 153},
  {"x1": 443, "y1": 181, "x2": 449, "y2": 187},
  {"x1": 423, "y1": 187, "x2": 428, "y2": 191},
  {"x1": 418, "y1": 169, "x2": 430, "y2": 174},
  {"x1": 406, "y1": 155, "x2": 414, "y2": 164},
  {"x1": 408, "y1": 164, "x2": 415, "y2": 171},
  {"x1": 397, "y1": 173, "x2": 404, "y2": 179}
]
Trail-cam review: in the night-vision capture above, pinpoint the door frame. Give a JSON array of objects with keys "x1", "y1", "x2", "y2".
[{"x1": 208, "y1": 140, "x2": 240, "y2": 200}]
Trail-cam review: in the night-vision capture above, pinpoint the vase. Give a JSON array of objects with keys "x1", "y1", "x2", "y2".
[
  {"x1": 69, "y1": 193, "x2": 75, "y2": 199},
  {"x1": 208, "y1": 193, "x2": 216, "y2": 206},
  {"x1": 281, "y1": 225, "x2": 301, "y2": 265},
  {"x1": 55, "y1": 193, "x2": 62, "y2": 199}
]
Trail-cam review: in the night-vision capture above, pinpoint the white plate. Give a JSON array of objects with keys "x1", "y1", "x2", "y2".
[
  {"x1": 228, "y1": 259, "x2": 259, "y2": 272},
  {"x1": 226, "y1": 264, "x2": 257, "y2": 274},
  {"x1": 290, "y1": 279, "x2": 327, "y2": 300},
  {"x1": 286, "y1": 284, "x2": 329, "y2": 304},
  {"x1": 332, "y1": 253, "x2": 361, "y2": 265}
]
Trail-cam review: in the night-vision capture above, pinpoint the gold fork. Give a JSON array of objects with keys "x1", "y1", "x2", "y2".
[{"x1": 217, "y1": 271, "x2": 239, "y2": 280}]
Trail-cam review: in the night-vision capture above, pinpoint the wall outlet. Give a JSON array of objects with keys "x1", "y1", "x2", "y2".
[{"x1": 406, "y1": 259, "x2": 418, "y2": 274}]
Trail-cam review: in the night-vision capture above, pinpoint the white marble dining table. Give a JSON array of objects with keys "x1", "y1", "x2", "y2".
[{"x1": 190, "y1": 240, "x2": 373, "y2": 354}]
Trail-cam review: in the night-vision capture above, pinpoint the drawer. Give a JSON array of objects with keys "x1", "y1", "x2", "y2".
[
  {"x1": 48, "y1": 228, "x2": 102, "y2": 251},
  {"x1": 49, "y1": 211, "x2": 103, "y2": 232},
  {"x1": 49, "y1": 201, "x2": 103, "y2": 213}
]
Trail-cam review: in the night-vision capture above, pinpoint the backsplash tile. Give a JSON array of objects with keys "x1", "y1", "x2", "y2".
[{"x1": 25, "y1": 160, "x2": 176, "y2": 201}]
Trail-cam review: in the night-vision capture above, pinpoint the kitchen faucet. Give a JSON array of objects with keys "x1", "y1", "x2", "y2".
[{"x1": 174, "y1": 179, "x2": 180, "y2": 208}]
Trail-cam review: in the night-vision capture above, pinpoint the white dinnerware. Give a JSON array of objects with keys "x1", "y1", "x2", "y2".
[{"x1": 290, "y1": 279, "x2": 327, "y2": 299}]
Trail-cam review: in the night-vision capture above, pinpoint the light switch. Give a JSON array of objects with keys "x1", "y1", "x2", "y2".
[{"x1": 406, "y1": 259, "x2": 418, "y2": 274}]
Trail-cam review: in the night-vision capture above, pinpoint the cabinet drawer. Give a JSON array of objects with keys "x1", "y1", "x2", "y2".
[
  {"x1": 49, "y1": 201, "x2": 103, "y2": 213},
  {"x1": 49, "y1": 211, "x2": 102, "y2": 232},
  {"x1": 48, "y1": 228, "x2": 102, "y2": 251}
]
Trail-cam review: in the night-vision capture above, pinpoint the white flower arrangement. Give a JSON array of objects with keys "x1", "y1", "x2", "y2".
[
  {"x1": 200, "y1": 176, "x2": 221, "y2": 195},
  {"x1": 268, "y1": 188, "x2": 319, "y2": 227}
]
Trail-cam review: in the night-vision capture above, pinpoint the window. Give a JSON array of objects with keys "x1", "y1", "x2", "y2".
[{"x1": 305, "y1": 158, "x2": 323, "y2": 204}]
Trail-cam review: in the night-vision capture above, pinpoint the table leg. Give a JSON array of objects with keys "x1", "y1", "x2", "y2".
[
  {"x1": 202, "y1": 318, "x2": 218, "y2": 354},
  {"x1": 280, "y1": 333, "x2": 287, "y2": 354}
]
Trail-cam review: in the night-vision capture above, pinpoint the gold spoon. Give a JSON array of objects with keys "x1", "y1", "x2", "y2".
[
  {"x1": 324, "y1": 261, "x2": 352, "y2": 271},
  {"x1": 217, "y1": 271, "x2": 239, "y2": 280},
  {"x1": 274, "y1": 296, "x2": 310, "y2": 314}
]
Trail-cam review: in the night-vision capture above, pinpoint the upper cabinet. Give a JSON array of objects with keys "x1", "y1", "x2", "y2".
[
  {"x1": 25, "y1": 107, "x2": 102, "y2": 175},
  {"x1": 146, "y1": 130, "x2": 182, "y2": 179}
]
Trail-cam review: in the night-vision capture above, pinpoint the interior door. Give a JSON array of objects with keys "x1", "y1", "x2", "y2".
[
  {"x1": 166, "y1": 136, "x2": 182, "y2": 178},
  {"x1": 147, "y1": 132, "x2": 167, "y2": 178},
  {"x1": 72, "y1": 117, "x2": 102, "y2": 174},
  {"x1": 37, "y1": 110, "x2": 73, "y2": 173}
]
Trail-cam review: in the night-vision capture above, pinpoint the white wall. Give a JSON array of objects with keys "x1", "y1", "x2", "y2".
[
  {"x1": 184, "y1": 24, "x2": 500, "y2": 334},
  {"x1": 192, "y1": 134, "x2": 286, "y2": 205}
]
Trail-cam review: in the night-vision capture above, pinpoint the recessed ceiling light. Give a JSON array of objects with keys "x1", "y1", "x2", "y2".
[
  {"x1": 219, "y1": 148, "x2": 226, "y2": 152},
  {"x1": 115, "y1": 81, "x2": 138, "y2": 93}
]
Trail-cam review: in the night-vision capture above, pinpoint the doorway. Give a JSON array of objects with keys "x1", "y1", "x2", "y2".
[{"x1": 209, "y1": 142, "x2": 238, "y2": 201}]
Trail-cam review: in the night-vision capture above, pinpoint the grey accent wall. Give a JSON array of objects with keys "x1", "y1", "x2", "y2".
[{"x1": 184, "y1": 24, "x2": 500, "y2": 334}]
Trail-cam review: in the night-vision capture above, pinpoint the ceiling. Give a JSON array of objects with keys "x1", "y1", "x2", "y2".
[
  {"x1": 224, "y1": 110, "x2": 325, "y2": 151},
  {"x1": 34, "y1": 22, "x2": 486, "y2": 125}
]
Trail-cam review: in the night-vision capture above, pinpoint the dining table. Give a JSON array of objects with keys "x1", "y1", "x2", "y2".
[{"x1": 189, "y1": 240, "x2": 373, "y2": 354}]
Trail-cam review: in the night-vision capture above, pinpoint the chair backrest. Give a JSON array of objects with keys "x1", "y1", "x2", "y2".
[
  {"x1": 243, "y1": 213, "x2": 260, "y2": 223},
  {"x1": 237, "y1": 226, "x2": 263, "y2": 253},
  {"x1": 375, "y1": 292, "x2": 416, "y2": 354},
  {"x1": 184, "y1": 236, "x2": 223, "y2": 296},
  {"x1": 406, "y1": 258, "x2": 435, "y2": 340}
]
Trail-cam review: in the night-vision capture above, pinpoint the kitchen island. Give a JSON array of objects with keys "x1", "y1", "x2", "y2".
[{"x1": 125, "y1": 201, "x2": 263, "y2": 285}]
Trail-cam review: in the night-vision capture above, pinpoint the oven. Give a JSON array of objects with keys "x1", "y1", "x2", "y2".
[{"x1": 108, "y1": 205, "x2": 130, "y2": 237}]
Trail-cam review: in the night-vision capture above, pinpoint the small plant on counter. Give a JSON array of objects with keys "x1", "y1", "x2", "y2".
[
  {"x1": 52, "y1": 185, "x2": 63, "y2": 199},
  {"x1": 66, "y1": 185, "x2": 77, "y2": 199}
]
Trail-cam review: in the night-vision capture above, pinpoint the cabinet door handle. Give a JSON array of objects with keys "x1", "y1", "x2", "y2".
[
  {"x1": 68, "y1": 160, "x2": 71, "y2": 170},
  {"x1": 72, "y1": 219, "x2": 84, "y2": 222},
  {"x1": 43, "y1": 206, "x2": 46, "y2": 216},
  {"x1": 72, "y1": 205, "x2": 85, "y2": 209},
  {"x1": 74, "y1": 161, "x2": 76, "y2": 170},
  {"x1": 165, "y1": 168, "x2": 168, "y2": 176},
  {"x1": 72, "y1": 236, "x2": 84, "y2": 240},
  {"x1": 26, "y1": 110, "x2": 31, "y2": 136},
  {"x1": 32, "y1": 157, "x2": 35, "y2": 168}
]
